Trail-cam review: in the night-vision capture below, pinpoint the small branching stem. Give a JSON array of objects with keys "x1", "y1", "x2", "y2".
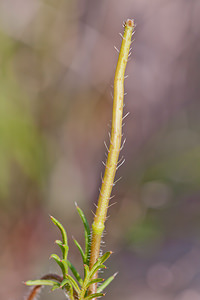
[{"x1": 89, "y1": 19, "x2": 134, "y2": 296}]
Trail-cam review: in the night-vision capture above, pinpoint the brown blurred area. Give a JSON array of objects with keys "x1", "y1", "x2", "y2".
[{"x1": 1, "y1": 0, "x2": 200, "y2": 299}]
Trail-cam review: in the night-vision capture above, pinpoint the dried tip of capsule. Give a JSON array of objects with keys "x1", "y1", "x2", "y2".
[{"x1": 126, "y1": 19, "x2": 134, "y2": 28}]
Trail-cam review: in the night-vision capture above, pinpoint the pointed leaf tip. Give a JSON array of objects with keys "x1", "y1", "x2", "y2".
[
  {"x1": 49, "y1": 254, "x2": 61, "y2": 262},
  {"x1": 96, "y1": 272, "x2": 116, "y2": 293},
  {"x1": 113, "y1": 272, "x2": 118, "y2": 277},
  {"x1": 50, "y1": 216, "x2": 68, "y2": 261},
  {"x1": 75, "y1": 205, "x2": 91, "y2": 264}
]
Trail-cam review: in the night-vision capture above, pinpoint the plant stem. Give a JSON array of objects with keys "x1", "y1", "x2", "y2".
[{"x1": 89, "y1": 19, "x2": 134, "y2": 296}]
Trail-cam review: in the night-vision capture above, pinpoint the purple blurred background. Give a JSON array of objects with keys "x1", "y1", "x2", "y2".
[{"x1": 1, "y1": 0, "x2": 200, "y2": 299}]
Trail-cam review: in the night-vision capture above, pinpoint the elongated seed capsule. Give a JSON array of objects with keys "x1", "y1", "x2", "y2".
[{"x1": 89, "y1": 19, "x2": 135, "y2": 296}]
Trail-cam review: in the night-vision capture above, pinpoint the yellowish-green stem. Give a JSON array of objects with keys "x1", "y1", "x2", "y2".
[{"x1": 89, "y1": 19, "x2": 135, "y2": 296}]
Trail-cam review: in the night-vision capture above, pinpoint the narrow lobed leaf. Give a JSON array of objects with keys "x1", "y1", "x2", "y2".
[
  {"x1": 66, "y1": 274, "x2": 81, "y2": 294},
  {"x1": 98, "y1": 251, "x2": 112, "y2": 265},
  {"x1": 25, "y1": 279, "x2": 56, "y2": 286},
  {"x1": 89, "y1": 251, "x2": 111, "y2": 277},
  {"x1": 50, "y1": 254, "x2": 67, "y2": 277},
  {"x1": 59, "y1": 280, "x2": 74, "y2": 296},
  {"x1": 67, "y1": 260, "x2": 83, "y2": 286},
  {"x1": 69, "y1": 283, "x2": 75, "y2": 300},
  {"x1": 55, "y1": 239, "x2": 68, "y2": 259},
  {"x1": 75, "y1": 203, "x2": 91, "y2": 264},
  {"x1": 84, "y1": 264, "x2": 90, "y2": 279},
  {"x1": 97, "y1": 272, "x2": 118, "y2": 293},
  {"x1": 86, "y1": 278, "x2": 104, "y2": 289},
  {"x1": 89, "y1": 264, "x2": 106, "y2": 279},
  {"x1": 60, "y1": 278, "x2": 70, "y2": 289},
  {"x1": 61, "y1": 259, "x2": 69, "y2": 275},
  {"x1": 89, "y1": 251, "x2": 111, "y2": 276},
  {"x1": 79, "y1": 264, "x2": 91, "y2": 297},
  {"x1": 50, "y1": 216, "x2": 68, "y2": 260},
  {"x1": 73, "y1": 237, "x2": 85, "y2": 263}
]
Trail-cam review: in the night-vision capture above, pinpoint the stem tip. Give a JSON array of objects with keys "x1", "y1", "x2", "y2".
[{"x1": 126, "y1": 19, "x2": 134, "y2": 27}]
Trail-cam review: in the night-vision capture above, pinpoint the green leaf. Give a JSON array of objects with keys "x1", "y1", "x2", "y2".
[
  {"x1": 73, "y1": 238, "x2": 85, "y2": 263},
  {"x1": 50, "y1": 216, "x2": 69, "y2": 260},
  {"x1": 25, "y1": 279, "x2": 56, "y2": 286},
  {"x1": 75, "y1": 203, "x2": 91, "y2": 264},
  {"x1": 51, "y1": 283, "x2": 61, "y2": 291},
  {"x1": 80, "y1": 264, "x2": 90, "y2": 295},
  {"x1": 89, "y1": 251, "x2": 111, "y2": 278},
  {"x1": 50, "y1": 254, "x2": 68, "y2": 277},
  {"x1": 98, "y1": 251, "x2": 112, "y2": 265},
  {"x1": 90, "y1": 264, "x2": 106, "y2": 278},
  {"x1": 61, "y1": 259, "x2": 69, "y2": 275},
  {"x1": 86, "y1": 278, "x2": 104, "y2": 289},
  {"x1": 60, "y1": 278, "x2": 70, "y2": 289},
  {"x1": 67, "y1": 282, "x2": 74, "y2": 300},
  {"x1": 66, "y1": 274, "x2": 81, "y2": 294},
  {"x1": 97, "y1": 272, "x2": 118, "y2": 293},
  {"x1": 55, "y1": 239, "x2": 68, "y2": 259},
  {"x1": 84, "y1": 292, "x2": 105, "y2": 300},
  {"x1": 84, "y1": 264, "x2": 90, "y2": 279},
  {"x1": 67, "y1": 260, "x2": 83, "y2": 286},
  {"x1": 59, "y1": 279, "x2": 74, "y2": 297}
]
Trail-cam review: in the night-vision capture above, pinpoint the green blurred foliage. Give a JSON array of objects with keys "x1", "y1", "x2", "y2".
[{"x1": 0, "y1": 32, "x2": 46, "y2": 199}]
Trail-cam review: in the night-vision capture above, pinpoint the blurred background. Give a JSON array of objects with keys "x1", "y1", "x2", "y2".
[{"x1": 0, "y1": 0, "x2": 200, "y2": 299}]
